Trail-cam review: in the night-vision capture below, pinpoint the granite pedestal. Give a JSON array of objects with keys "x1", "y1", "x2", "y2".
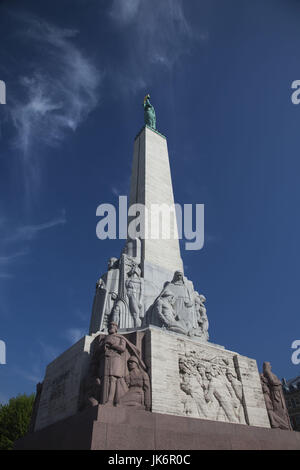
[{"x1": 15, "y1": 404, "x2": 300, "y2": 450}]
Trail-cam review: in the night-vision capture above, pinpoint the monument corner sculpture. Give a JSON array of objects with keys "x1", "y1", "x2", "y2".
[
  {"x1": 260, "y1": 361, "x2": 292, "y2": 431},
  {"x1": 81, "y1": 321, "x2": 151, "y2": 412}
]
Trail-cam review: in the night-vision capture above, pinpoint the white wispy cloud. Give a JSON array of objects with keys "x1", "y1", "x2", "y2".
[
  {"x1": 0, "y1": 212, "x2": 66, "y2": 279},
  {"x1": 14, "y1": 366, "x2": 42, "y2": 384},
  {"x1": 0, "y1": 249, "x2": 29, "y2": 264},
  {"x1": 10, "y1": 15, "x2": 102, "y2": 195},
  {"x1": 111, "y1": 172, "x2": 131, "y2": 198},
  {"x1": 0, "y1": 273, "x2": 13, "y2": 279},
  {"x1": 0, "y1": 249, "x2": 28, "y2": 280},
  {"x1": 111, "y1": 186, "x2": 122, "y2": 197},
  {"x1": 108, "y1": 0, "x2": 205, "y2": 92},
  {"x1": 8, "y1": 212, "x2": 66, "y2": 243},
  {"x1": 65, "y1": 327, "x2": 87, "y2": 344},
  {"x1": 38, "y1": 340, "x2": 62, "y2": 363},
  {"x1": 109, "y1": 0, "x2": 141, "y2": 24},
  {"x1": 74, "y1": 308, "x2": 89, "y2": 322}
]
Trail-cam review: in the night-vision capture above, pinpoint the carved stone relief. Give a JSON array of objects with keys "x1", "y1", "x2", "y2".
[
  {"x1": 178, "y1": 348, "x2": 247, "y2": 424},
  {"x1": 152, "y1": 290, "x2": 189, "y2": 335},
  {"x1": 193, "y1": 292, "x2": 209, "y2": 340},
  {"x1": 149, "y1": 271, "x2": 209, "y2": 339},
  {"x1": 90, "y1": 239, "x2": 146, "y2": 332}
]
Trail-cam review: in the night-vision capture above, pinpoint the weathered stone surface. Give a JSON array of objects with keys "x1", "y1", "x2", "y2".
[
  {"x1": 15, "y1": 405, "x2": 300, "y2": 450},
  {"x1": 129, "y1": 126, "x2": 183, "y2": 274},
  {"x1": 34, "y1": 335, "x2": 94, "y2": 431},
  {"x1": 145, "y1": 327, "x2": 270, "y2": 428},
  {"x1": 147, "y1": 271, "x2": 208, "y2": 339},
  {"x1": 33, "y1": 328, "x2": 269, "y2": 433},
  {"x1": 234, "y1": 354, "x2": 270, "y2": 427},
  {"x1": 32, "y1": 329, "x2": 151, "y2": 432},
  {"x1": 89, "y1": 258, "x2": 120, "y2": 334},
  {"x1": 82, "y1": 322, "x2": 151, "y2": 411},
  {"x1": 260, "y1": 361, "x2": 292, "y2": 430}
]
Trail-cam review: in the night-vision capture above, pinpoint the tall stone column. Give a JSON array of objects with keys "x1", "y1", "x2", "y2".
[
  {"x1": 129, "y1": 125, "x2": 183, "y2": 274},
  {"x1": 129, "y1": 125, "x2": 184, "y2": 312}
]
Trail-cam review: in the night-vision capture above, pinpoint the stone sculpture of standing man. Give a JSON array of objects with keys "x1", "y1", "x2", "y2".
[
  {"x1": 260, "y1": 361, "x2": 292, "y2": 430},
  {"x1": 144, "y1": 94, "x2": 156, "y2": 129},
  {"x1": 97, "y1": 321, "x2": 128, "y2": 405}
]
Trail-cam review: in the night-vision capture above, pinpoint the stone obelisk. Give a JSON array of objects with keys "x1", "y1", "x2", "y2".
[
  {"x1": 128, "y1": 124, "x2": 184, "y2": 313},
  {"x1": 129, "y1": 124, "x2": 183, "y2": 275}
]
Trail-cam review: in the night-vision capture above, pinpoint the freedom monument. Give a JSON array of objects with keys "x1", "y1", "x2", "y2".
[{"x1": 16, "y1": 96, "x2": 300, "y2": 449}]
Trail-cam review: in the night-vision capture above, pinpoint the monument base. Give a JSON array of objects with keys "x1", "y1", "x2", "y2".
[
  {"x1": 15, "y1": 404, "x2": 300, "y2": 450},
  {"x1": 32, "y1": 328, "x2": 271, "y2": 432}
]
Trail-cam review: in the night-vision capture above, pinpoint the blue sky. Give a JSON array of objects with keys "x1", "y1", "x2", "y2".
[{"x1": 0, "y1": 0, "x2": 300, "y2": 404}]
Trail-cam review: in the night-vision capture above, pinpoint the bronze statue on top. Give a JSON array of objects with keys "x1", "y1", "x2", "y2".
[{"x1": 143, "y1": 94, "x2": 156, "y2": 129}]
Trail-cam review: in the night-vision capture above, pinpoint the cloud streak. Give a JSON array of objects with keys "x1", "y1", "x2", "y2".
[
  {"x1": 65, "y1": 327, "x2": 86, "y2": 344},
  {"x1": 10, "y1": 15, "x2": 102, "y2": 196},
  {"x1": 108, "y1": 0, "x2": 204, "y2": 93},
  {"x1": 0, "y1": 249, "x2": 28, "y2": 280},
  {"x1": 0, "y1": 249, "x2": 29, "y2": 264},
  {"x1": 8, "y1": 212, "x2": 66, "y2": 243},
  {"x1": 14, "y1": 366, "x2": 42, "y2": 384},
  {"x1": 0, "y1": 212, "x2": 66, "y2": 279},
  {"x1": 38, "y1": 340, "x2": 61, "y2": 363}
]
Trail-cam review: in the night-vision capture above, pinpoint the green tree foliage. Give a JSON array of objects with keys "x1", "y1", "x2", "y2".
[{"x1": 0, "y1": 393, "x2": 35, "y2": 450}]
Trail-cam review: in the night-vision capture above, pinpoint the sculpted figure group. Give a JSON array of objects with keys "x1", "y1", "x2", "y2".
[
  {"x1": 152, "y1": 271, "x2": 209, "y2": 339},
  {"x1": 178, "y1": 353, "x2": 246, "y2": 424},
  {"x1": 91, "y1": 239, "x2": 209, "y2": 342},
  {"x1": 82, "y1": 322, "x2": 151, "y2": 411},
  {"x1": 89, "y1": 99, "x2": 208, "y2": 337},
  {"x1": 91, "y1": 239, "x2": 145, "y2": 332}
]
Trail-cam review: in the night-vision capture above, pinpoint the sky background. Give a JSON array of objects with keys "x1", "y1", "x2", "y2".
[{"x1": 0, "y1": 0, "x2": 300, "y2": 404}]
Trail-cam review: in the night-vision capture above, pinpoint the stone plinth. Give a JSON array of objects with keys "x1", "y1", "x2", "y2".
[
  {"x1": 34, "y1": 335, "x2": 94, "y2": 431},
  {"x1": 15, "y1": 405, "x2": 300, "y2": 450},
  {"x1": 32, "y1": 328, "x2": 270, "y2": 434},
  {"x1": 145, "y1": 327, "x2": 270, "y2": 428}
]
